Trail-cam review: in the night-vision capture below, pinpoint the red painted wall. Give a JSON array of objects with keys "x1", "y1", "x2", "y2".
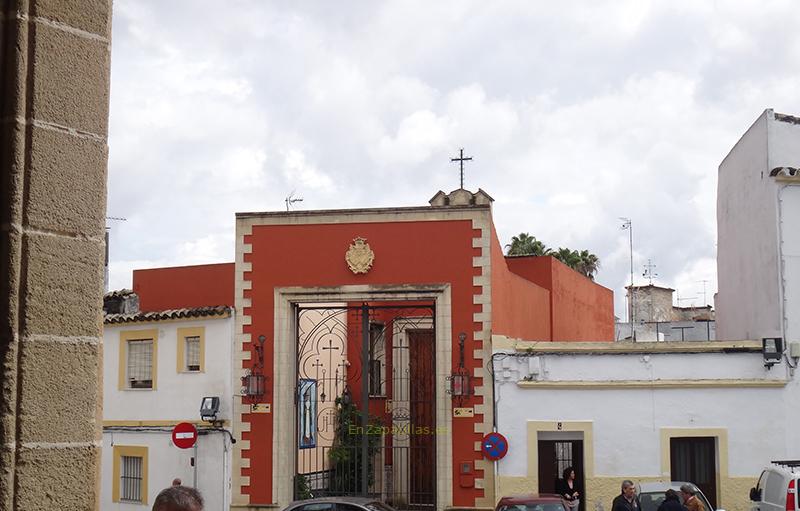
[
  {"x1": 243, "y1": 219, "x2": 485, "y2": 506},
  {"x1": 132, "y1": 262, "x2": 234, "y2": 312},
  {"x1": 490, "y1": 227, "x2": 552, "y2": 340},
  {"x1": 506, "y1": 256, "x2": 614, "y2": 341}
]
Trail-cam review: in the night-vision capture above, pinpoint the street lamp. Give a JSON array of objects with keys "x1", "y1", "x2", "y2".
[{"x1": 620, "y1": 217, "x2": 634, "y2": 340}]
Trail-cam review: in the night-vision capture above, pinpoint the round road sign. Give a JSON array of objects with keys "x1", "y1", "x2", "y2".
[
  {"x1": 172, "y1": 422, "x2": 198, "y2": 449},
  {"x1": 481, "y1": 432, "x2": 508, "y2": 461}
]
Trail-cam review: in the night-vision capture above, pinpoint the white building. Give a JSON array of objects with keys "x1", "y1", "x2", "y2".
[
  {"x1": 100, "y1": 291, "x2": 235, "y2": 510},
  {"x1": 491, "y1": 110, "x2": 800, "y2": 511},
  {"x1": 716, "y1": 108, "x2": 800, "y2": 344},
  {"x1": 491, "y1": 337, "x2": 796, "y2": 511}
]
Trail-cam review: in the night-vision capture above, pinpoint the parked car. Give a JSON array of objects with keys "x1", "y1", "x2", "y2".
[
  {"x1": 750, "y1": 461, "x2": 800, "y2": 511},
  {"x1": 281, "y1": 497, "x2": 398, "y2": 511},
  {"x1": 637, "y1": 482, "x2": 719, "y2": 511},
  {"x1": 495, "y1": 493, "x2": 568, "y2": 511}
]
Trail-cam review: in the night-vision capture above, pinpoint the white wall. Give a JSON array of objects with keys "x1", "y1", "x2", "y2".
[
  {"x1": 493, "y1": 349, "x2": 796, "y2": 479},
  {"x1": 100, "y1": 430, "x2": 231, "y2": 511},
  {"x1": 716, "y1": 110, "x2": 782, "y2": 341},
  {"x1": 101, "y1": 315, "x2": 235, "y2": 511},
  {"x1": 103, "y1": 315, "x2": 235, "y2": 421}
]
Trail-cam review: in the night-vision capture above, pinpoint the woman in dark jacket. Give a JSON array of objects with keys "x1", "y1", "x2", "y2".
[
  {"x1": 556, "y1": 466, "x2": 580, "y2": 511},
  {"x1": 657, "y1": 489, "x2": 686, "y2": 511}
]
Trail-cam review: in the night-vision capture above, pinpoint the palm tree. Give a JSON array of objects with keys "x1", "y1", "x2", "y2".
[
  {"x1": 505, "y1": 233, "x2": 552, "y2": 256},
  {"x1": 576, "y1": 250, "x2": 600, "y2": 280},
  {"x1": 553, "y1": 248, "x2": 580, "y2": 269}
]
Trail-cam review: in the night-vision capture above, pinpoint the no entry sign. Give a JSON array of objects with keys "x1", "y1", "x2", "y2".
[
  {"x1": 481, "y1": 432, "x2": 508, "y2": 461},
  {"x1": 172, "y1": 422, "x2": 198, "y2": 449}
]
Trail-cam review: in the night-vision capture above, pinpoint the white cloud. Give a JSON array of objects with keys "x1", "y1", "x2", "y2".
[{"x1": 107, "y1": 0, "x2": 800, "y2": 320}]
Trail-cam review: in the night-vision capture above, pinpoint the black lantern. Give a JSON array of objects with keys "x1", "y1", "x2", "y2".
[
  {"x1": 242, "y1": 335, "x2": 267, "y2": 398},
  {"x1": 448, "y1": 332, "x2": 473, "y2": 402}
]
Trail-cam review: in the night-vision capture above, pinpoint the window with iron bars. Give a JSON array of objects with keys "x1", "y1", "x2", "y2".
[
  {"x1": 369, "y1": 323, "x2": 385, "y2": 396},
  {"x1": 120, "y1": 455, "x2": 143, "y2": 502},
  {"x1": 185, "y1": 336, "x2": 201, "y2": 372},
  {"x1": 127, "y1": 339, "x2": 153, "y2": 389}
]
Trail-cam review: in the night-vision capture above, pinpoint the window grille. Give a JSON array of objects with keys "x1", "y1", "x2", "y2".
[
  {"x1": 555, "y1": 441, "x2": 573, "y2": 476},
  {"x1": 185, "y1": 336, "x2": 201, "y2": 371},
  {"x1": 120, "y1": 455, "x2": 143, "y2": 502},
  {"x1": 127, "y1": 339, "x2": 153, "y2": 389},
  {"x1": 368, "y1": 323, "x2": 385, "y2": 396}
]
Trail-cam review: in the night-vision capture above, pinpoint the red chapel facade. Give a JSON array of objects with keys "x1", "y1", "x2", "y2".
[{"x1": 132, "y1": 189, "x2": 613, "y2": 511}]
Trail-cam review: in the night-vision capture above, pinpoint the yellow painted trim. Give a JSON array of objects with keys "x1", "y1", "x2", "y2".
[
  {"x1": 103, "y1": 419, "x2": 230, "y2": 427},
  {"x1": 514, "y1": 340, "x2": 761, "y2": 354},
  {"x1": 518, "y1": 379, "x2": 787, "y2": 389},
  {"x1": 526, "y1": 420, "x2": 594, "y2": 490},
  {"x1": 660, "y1": 428, "x2": 728, "y2": 507},
  {"x1": 118, "y1": 329, "x2": 158, "y2": 391},
  {"x1": 176, "y1": 326, "x2": 206, "y2": 373},
  {"x1": 112, "y1": 445, "x2": 149, "y2": 505}
]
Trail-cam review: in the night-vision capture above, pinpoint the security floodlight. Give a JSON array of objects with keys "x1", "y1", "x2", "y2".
[
  {"x1": 762, "y1": 337, "x2": 783, "y2": 368},
  {"x1": 200, "y1": 396, "x2": 220, "y2": 422}
]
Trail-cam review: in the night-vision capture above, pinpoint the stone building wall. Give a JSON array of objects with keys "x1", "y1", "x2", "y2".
[
  {"x1": 628, "y1": 285, "x2": 675, "y2": 323},
  {"x1": 0, "y1": 1, "x2": 112, "y2": 509}
]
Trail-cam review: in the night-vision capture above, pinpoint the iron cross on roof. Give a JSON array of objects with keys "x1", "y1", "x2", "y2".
[{"x1": 450, "y1": 148, "x2": 473, "y2": 189}]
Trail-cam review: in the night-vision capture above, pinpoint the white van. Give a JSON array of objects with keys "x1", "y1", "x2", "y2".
[{"x1": 750, "y1": 461, "x2": 800, "y2": 511}]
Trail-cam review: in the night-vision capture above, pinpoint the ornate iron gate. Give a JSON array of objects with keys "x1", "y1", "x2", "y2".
[{"x1": 294, "y1": 303, "x2": 436, "y2": 510}]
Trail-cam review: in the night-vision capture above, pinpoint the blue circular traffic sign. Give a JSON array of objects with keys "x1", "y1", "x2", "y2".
[{"x1": 481, "y1": 432, "x2": 508, "y2": 461}]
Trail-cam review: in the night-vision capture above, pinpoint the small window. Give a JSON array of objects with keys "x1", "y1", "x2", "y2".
[
  {"x1": 127, "y1": 339, "x2": 153, "y2": 389},
  {"x1": 185, "y1": 336, "x2": 201, "y2": 371},
  {"x1": 120, "y1": 455, "x2": 144, "y2": 502}
]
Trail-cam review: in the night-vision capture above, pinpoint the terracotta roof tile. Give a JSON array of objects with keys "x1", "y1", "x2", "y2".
[{"x1": 104, "y1": 305, "x2": 232, "y2": 324}]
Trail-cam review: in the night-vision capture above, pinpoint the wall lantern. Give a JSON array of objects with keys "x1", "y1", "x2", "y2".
[
  {"x1": 241, "y1": 335, "x2": 267, "y2": 398},
  {"x1": 447, "y1": 332, "x2": 474, "y2": 403},
  {"x1": 762, "y1": 337, "x2": 783, "y2": 368}
]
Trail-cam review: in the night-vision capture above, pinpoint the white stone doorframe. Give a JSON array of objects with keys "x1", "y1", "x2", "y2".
[{"x1": 272, "y1": 284, "x2": 454, "y2": 510}]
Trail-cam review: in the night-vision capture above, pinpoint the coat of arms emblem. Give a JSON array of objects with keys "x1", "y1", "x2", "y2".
[{"x1": 345, "y1": 237, "x2": 374, "y2": 274}]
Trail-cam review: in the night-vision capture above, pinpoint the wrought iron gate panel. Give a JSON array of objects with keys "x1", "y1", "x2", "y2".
[{"x1": 294, "y1": 304, "x2": 436, "y2": 510}]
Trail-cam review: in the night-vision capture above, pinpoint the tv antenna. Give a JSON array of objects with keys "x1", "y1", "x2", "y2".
[
  {"x1": 642, "y1": 259, "x2": 658, "y2": 285},
  {"x1": 676, "y1": 290, "x2": 700, "y2": 308},
  {"x1": 696, "y1": 279, "x2": 710, "y2": 306},
  {"x1": 285, "y1": 191, "x2": 303, "y2": 211}
]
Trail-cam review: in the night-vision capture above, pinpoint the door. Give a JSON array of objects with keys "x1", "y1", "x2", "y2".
[
  {"x1": 670, "y1": 437, "x2": 717, "y2": 509},
  {"x1": 408, "y1": 329, "x2": 435, "y2": 508},
  {"x1": 538, "y1": 440, "x2": 585, "y2": 511}
]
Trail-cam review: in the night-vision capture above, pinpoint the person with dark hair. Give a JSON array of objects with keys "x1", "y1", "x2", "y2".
[
  {"x1": 612, "y1": 480, "x2": 642, "y2": 511},
  {"x1": 152, "y1": 485, "x2": 204, "y2": 511},
  {"x1": 679, "y1": 484, "x2": 705, "y2": 511},
  {"x1": 556, "y1": 466, "x2": 581, "y2": 511},
  {"x1": 658, "y1": 489, "x2": 686, "y2": 511}
]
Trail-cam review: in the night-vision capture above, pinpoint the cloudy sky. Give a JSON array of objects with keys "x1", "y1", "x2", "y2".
[{"x1": 106, "y1": 0, "x2": 800, "y2": 316}]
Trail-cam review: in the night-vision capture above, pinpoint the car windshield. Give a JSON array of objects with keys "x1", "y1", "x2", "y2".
[
  {"x1": 499, "y1": 503, "x2": 566, "y2": 511},
  {"x1": 639, "y1": 491, "x2": 712, "y2": 511},
  {"x1": 366, "y1": 503, "x2": 396, "y2": 511},
  {"x1": 639, "y1": 492, "x2": 669, "y2": 511}
]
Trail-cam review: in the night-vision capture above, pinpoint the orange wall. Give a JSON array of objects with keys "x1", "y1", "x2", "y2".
[
  {"x1": 132, "y1": 263, "x2": 234, "y2": 312},
  {"x1": 506, "y1": 256, "x2": 614, "y2": 341},
  {"x1": 490, "y1": 227, "x2": 551, "y2": 340},
  {"x1": 243, "y1": 219, "x2": 485, "y2": 506}
]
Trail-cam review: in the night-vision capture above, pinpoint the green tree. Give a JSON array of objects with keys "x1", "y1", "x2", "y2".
[
  {"x1": 553, "y1": 247, "x2": 600, "y2": 280},
  {"x1": 505, "y1": 232, "x2": 552, "y2": 256},
  {"x1": 575, "y1": 249, "x2": 600, "y2": 280},
  {"x1": 327, "y1": 395, "x2": 383, "y2": 494}
]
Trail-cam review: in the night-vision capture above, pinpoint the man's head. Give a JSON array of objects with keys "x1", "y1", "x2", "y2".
[
  {"x1": 621, "y1": 480, "x2": 636, "y2": 499},
  {"x1": 172, "y1": 478, "x2": 182, "y2": 486},
  {"x1": 679, "y1": 484, "x2": 695, "y2": 503},
  {"x1": 152, "y1": 486, "x2": 204, "y2": 511}
]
